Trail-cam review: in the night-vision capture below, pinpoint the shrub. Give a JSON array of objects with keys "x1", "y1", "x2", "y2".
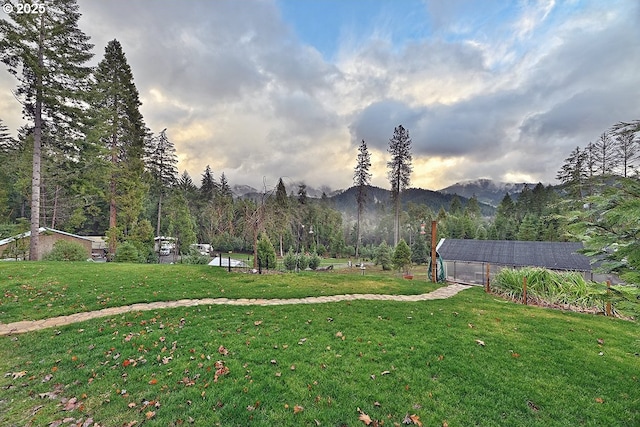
[
  {"x1": 392, "y1": 239, "x2": 412, "y2": 274},
  {"x1": 308, "y1": 252, "x2": 321, "y2": 270},
  {"x1": 114, "y1": 242, "x2": 142, "y2": 263},
  {"x1": 375, "y1": 241, "x2": 392, "y2": 271},
  {"x1": 283, "y1": 248, "x2": 297, "y2": 271},
  {"x1": 257, "y1": 233, "x2": 276, "y2": 269},
  {"x1": 297, "y1": 252, "x2": 309, "y2": 270},
  {"x1": 181, "y1": 249, "x2": 210, "y2": 265},
  {"x1": 44, "y1": 240, "x2": 88, "y2": 261}
]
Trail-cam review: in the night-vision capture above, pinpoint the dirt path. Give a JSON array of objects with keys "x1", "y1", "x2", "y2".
[{"x1": 0, "y1": 283, "x2": 472, "y2": 336}]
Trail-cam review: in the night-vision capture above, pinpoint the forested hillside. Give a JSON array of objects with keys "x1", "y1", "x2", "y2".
[{"x1": 0, "y1": 1, "x2": 638, "y2": 284}]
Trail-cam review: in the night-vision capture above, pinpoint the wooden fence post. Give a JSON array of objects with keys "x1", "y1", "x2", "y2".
[
  {"x1": 606, "y1": 280, "x2": 612, "y2": 316},
  {"x1": 523, "y1": 276, "x2": 528, "y2": 305}
]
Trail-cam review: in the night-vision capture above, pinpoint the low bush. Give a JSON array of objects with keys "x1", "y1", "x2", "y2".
[
  {"x1": 113, "y1": 242, "x2": 142, "y2": 263},
  {"x1": 43, "y1": 240, "x2": 88, "y2": 261}
]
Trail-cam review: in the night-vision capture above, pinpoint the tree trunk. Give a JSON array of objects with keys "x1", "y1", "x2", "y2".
[
  {"x1": 108, "y1": 132, "x2": 118, "y2": 258},
  {"x1": 51, "y1": 185, "x2": 60, "y2": 229},
  {"x1": 156, "y1": 191, "x2": 163, "y2": 237},
  {"x1": 29, "y1": 16, "x2": 45, "y2": 261},
  {"x1": 355, "y1": 206, "x2": 361, "y2": 258}
]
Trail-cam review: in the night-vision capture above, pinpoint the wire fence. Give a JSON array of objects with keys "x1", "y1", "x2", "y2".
[{"x1": 442, "y1": 260, "x2": 617, "y2": 286}]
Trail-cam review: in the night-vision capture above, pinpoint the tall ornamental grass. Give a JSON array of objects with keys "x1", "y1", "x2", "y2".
[{"x1": 494, "y1": 267, "x2": 613, "y2": 314}]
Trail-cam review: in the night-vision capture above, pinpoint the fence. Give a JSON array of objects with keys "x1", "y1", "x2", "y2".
[{"x1": 441, "y1": 260, "x2": 611, "y2": 287}]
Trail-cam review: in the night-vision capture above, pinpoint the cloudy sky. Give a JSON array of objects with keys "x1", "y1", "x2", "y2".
[{"x1": 1, "y1": 0, "x2": 639, "y2": 192}]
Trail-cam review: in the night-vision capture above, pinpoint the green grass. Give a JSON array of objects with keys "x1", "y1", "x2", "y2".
[
  {"x1": 0, "y1": 262, "x2": 439, "y2": 323},
  {"x1": 0, "y1": 263, "x2": 638, "y2": 426}
]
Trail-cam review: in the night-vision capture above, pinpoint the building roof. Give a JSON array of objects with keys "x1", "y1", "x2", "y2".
[
  {"x1": 436, "y1": 239, "x2": 591, "y2": 271},
  {"x1": 0, "y1": 227, "x2": 92, "y2": 247}
]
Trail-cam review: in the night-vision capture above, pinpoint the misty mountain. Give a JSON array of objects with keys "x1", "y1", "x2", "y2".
[
  {"x1": 330, "y1": 185, "x2": 495, "y2": 217},
  {"x1": 439, "y1": 179, "x2": 538, "y2": 207},
  {"x1": 233, "y1": 182, "x2": 342, "y2": 200}
]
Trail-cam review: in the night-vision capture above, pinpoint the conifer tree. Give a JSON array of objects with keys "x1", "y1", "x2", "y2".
[
  {"x1": 90, "y1": 39, "x2": 147, "y2": 257},
  {"x1": 353, "y1": 139, "x2": 371, "y2": 258},
  {"x1": 200, "y1": 165, "x2": 217, "y2": 202},
  {"x1": 556, "y1": 146, "x2": 587, "y2": 201},
  {"x1": 387, "y1": 125, "x2": 412, "y2": 246},
  {"x1": 1, "y1": 0, "x2": 93, "y2": 259},
  {"x1": 146, "y1": 129, "x2": 178, "y2": 236}
]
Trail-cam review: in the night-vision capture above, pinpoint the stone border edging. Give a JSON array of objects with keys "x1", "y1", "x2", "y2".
[{"x1": 0, "y1": 284, "x2": 472, "y2": 336}]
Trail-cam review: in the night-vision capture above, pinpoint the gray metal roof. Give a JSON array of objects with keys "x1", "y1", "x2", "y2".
[
  {"x1": 436, "y1": 239, "x2": 591, "y2": 271},
  {"x1": 0, "y1": 227, "x2": 92, "y2": 247}
]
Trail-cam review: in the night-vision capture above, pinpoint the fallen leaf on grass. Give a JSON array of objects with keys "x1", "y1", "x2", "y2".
[
  {"x1": 145, "y1": 410, "x2": 156, "y2": 419},
  {"x1": 293, "y1": 404, "x2": 304, "y2": 414},
  {"x1": 357, "y1": 408, "x2": 372, "y2": 425},
  {"x1": 475, "y1": 339, "x2": 485, "y2": 347},
  {"x1": 218, "y1": 345, "x2": 229, "y2": 356},
  {"x1": 410, "y1": 414, "x2": 423, "y2": 426},
  {"x1": 10, "y1": 371, "x2": 26, "y2": 379},
  {"x1": 595, "y1": 397, "x2": 604, "y2": 403},
  {"x1": 62, "y1": 397, "x2": 80, "y2": 411}
]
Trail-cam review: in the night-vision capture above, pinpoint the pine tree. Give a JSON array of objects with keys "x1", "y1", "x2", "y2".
[
  {"x1": 297, "y1": 184, "x2": 307, "y2": 205},
  {"x1": 387, "y1": 125, "x2": 412, "y2": 246},
  {"x1": 0, "y1": 119, "x2": 16, "y2": 222},
  {"x1": 90, "y1": 39, "x2": 147, "y2": 257},
  {"x1": 353, "y1": 139, "x2": 371, "y2": 259},
  {"x1": 146, "y1": 129, "x2": 178, "y2": 236},
  {"x1": 392, "y1": 239, "x2": 412, "y2": 274},
  {"x1": 272, "y1": 177, "x2": 290, "y2": 256},
  {"x1": 556, "y1": 146, "x2": 587, "y2": 201},
  {"x1": 200, "y1": 165, "x2": 217, "y2": 202},
  {"x1": 613, "y1": 130, "x2": 638, "y2": 177},
  {"x1": 1, "y1": 0, "x2": 93, "y2": 259},
  {"x1": 219, "y1": 172, "x2": 232, "y2": 199},
  {"x1": 593, "y1": 132, "x2": 617, "y2": 176}
]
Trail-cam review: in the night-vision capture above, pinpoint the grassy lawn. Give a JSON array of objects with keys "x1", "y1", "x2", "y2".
[
  {"x1": 0, "y1": 262, "x2": 438, "y2": 323},
  {"x1": 0, "y1": 263, "x2": 638, "y2": 426}
]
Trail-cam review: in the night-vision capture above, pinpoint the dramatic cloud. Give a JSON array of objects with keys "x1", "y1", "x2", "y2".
[{"x1": 1, "y1": 0, "x2": 638, "y2": 192}]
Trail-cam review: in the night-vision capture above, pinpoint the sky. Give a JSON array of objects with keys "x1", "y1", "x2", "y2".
[{"x1": 1, "y1": 0, "x2": 639, "y2": 193}]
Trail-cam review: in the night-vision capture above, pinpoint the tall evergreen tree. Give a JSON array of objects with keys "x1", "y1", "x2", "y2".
[
  {"x1": 593, "y1": 132, "x2": 617, "y2": 176},
  {"x1": 556, "y1": 146, "x2": 587, "y2": 201},
  {"x1": 613, "y1": 130, "x2": 638, "y2": 177},
  {"x1": 297, "y1": 183, "x2": 308, "y2": 205},
  {"x1": 0, "y1": 119, "x2": 16, "y2": 222},
  {"x1": 146, "y1": 128, "x2": 178, "y2": 236},
  {"x1": 0, "y1": 118, "x2": 13, "y2": 152},
  {"x1": 272, "y1": 177, "x2": 290, "y2": 256},
  {"x1": 200, "y1": 165, "x2": 217, "y2": 202},
  {"x1": 1, "y1": 0, "x2": 93, "y2": 259},
  {"x1": 90, "y1": 39, "x2": 147, "y2": 257},
  {"x1": 353, "y1": 139, "x2": 371, "y2": 258},
  {"x1": 219, "y1": 172, "x2": 232, "y2": 199},
  {"x1": 387, "y1": 125, "x2": 412, "y2": 246}
]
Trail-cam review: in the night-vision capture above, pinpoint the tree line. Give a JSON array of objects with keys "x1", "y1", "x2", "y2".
[{"x1": 0, "y1": 1, "x2": 638, "y2": 283}]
